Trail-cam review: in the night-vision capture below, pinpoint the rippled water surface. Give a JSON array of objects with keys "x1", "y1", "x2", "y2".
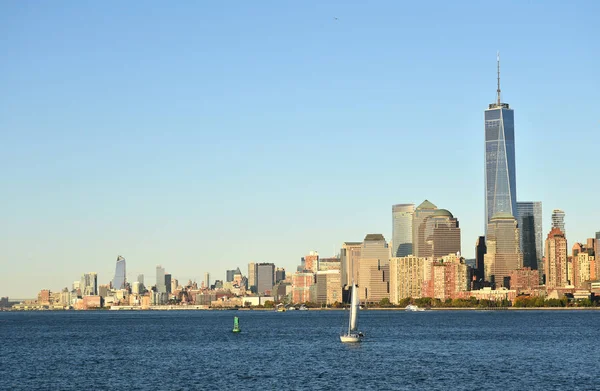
[{"x1": 1, "y1": 310, "x2": 599, "y2": 390}]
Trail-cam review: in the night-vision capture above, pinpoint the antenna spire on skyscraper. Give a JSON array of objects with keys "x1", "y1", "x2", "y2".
[{"x1": 497, "y1": 51, "x2": 501, "y2": 105}]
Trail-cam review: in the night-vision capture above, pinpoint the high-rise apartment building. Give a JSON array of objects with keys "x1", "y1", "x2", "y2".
[
  {"x1": 516, "y1": 202, "x2": 543, "y2": 270},
  {"x1": 421, "y1": 254, "x2": 470, "y2": 300},
  {"x1": 358, "y1": 234, "x2": 389, "y2": 303},
  {"x1": 484, "y1": 213, "x2": 523, "y2": 288},
  {"x1": 340, "y1": 242, "x2": 361, "y2": 287},
  {"x1": 292, "y1": 271, "x2": 315, "y2": 303},
  {"x1": 389, "y1": 256, "x2": 430, "y2": 303},
  {"x1": 412, "y1": 200, "x2": 438, "y2": 257},
  {"x1": 484, "y1": 55, "x2": 517, "y2": 232},
  {"x1": 303, "y1": 251, "x2": 319, "y2": 272},
  {"x1": 551, "y1": 209, "x2": 566, "y2": 236},
  {"x1": 112, "y1": 255, "x2": 127, "y2": 290},
  {"x1": 392, "y1": 204, "x2": 415, "y2": 257},
  {"x1": 256, "y1": 263, "x2": 275, "y2": 295},
  {"x1": 204, "y1": 272, "x2": 210, "y2": 289},
  {"x1": 545, "y1": 227, "x2": 568, "y2": 289},
  {"x1": 156, "y1": 266, "x2": 166, "y2": 293}
]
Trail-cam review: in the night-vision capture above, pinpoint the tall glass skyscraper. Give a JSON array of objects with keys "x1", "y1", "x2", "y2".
[
  {"x1": 112, "y1": 255, "x2": 127, "y2": 290},
  {"x1": 516, "y1": 202, "x2": 543, "y2": 270},
  {"x1": 392, "y1": 204, "x2": 415, "y2": 257},
  {"x1": 485, "y1": 55, "x2": 517, "y2": 232},
  {"x1": 551, "y1": 209, "x2": 566, "y2": 236}
]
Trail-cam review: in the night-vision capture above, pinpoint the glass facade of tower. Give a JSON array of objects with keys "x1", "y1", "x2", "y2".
[
  {"x1": 485, "y1": 104, "x2": 517, "y2": 231},
  {"x1": 112, "y1": 256, "x2": 126, "y2": 290},
  {"x1": 551, "y1": 209, "x2": 566, "y2": 236},
  {"x1": 517, "y1": 202, "x2": 543, "y2": 270},
  {"x1": 392, "y1": 204, "x2": 415, "y2": 257}
]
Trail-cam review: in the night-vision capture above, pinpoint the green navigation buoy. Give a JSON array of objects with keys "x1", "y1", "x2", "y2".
[{"x1": 232, "y1": 316, "x2": 241, "y2": 333}]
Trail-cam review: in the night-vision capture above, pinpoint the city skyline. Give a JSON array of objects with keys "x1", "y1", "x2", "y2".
[{"x1": 1, "y1": 2, "x2": 599, "y2": 297}]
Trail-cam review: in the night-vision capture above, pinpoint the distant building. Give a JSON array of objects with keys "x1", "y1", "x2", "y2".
[
  {"x1": 389, "y1": 256, "x2": 430, "y2": 303},
  {"x1": 226, "y1": 268, "x2": 241, "y2": 283},
  {"x1": 292, "y1": 271, "x2": 315, "y2": 303},
  {"x1": 484, "y1": 61, "x2": 517, "y2": 232},
  {"x1": 256, "y1": 263, "x2": 275, "y2": 295},
  {"x1": 475, "y1": 236, "x2": 487, "y2": 281},
  {"x1": 484, "y1": 213, "x2": 523, "y2": 288},
  {"x1": 137, "y1": 274, "x2": 144, "y2": 285},
  {"x1": 340, "y1": 242, "x2": 362, "y2": 287},
  {"x1": 358, "y1": 234, "x2": 390, "y2": 303},
  {"x1": 37, "y1": 289, "x2": 51, "y2": 306},
  {"x1": 318, "y1": 257, "x2": 341, "y2": 271},
  {"x1": 509, "y1": 268, "x2": 540, "y2": 293},
  {"x1": 80, "y1": 272, "x2": 98, "y2": 296},
  {"x1": 112, "y1": 255, "x2": 127, "y2": 290},
  {"x1": 422, "y1": 254, "x2": 470, "y2": 300},
  {"x1": 392, "y1": 204, "x2": 415, "y2": 257},
  {"x1": 516, "y1": 202, "x2": 543, "y2": 270},
  {"x1": 248, "y1": 262, "x2": 257, "y2": 293},
  {"x1": 571, "y1": 244, "x2": 594, "y2": 288},
  {"x1": 545, "y1": 227, "x2": 568, "y2": 289},
  {"x1": 315, "y1": 270, "x2": 342, "y2": 305},
  {"x1": 412, "y1": 200, "x2": 438, "y2": 257},
  {"x1": 423, "y1": 209, "x2": 461, "y2": 259},
  {"x1": 551, "y1": 209, "x2": 566, "y2": 236},
  {"x1": 303, "y1": 251, "x2": 319, "y2": 272},
  {"x1": 275, "y1": 267, "x2": 286, "y2": 283},
  {"x1": 156, "y1": 266, "x2": 166, "y2": 293},
  {"x1": 165, "y1": 274, "x2": 172, "y2": 294},
  {"x1": 204, "y1": 272, "x2": 210, "y2": 289}
]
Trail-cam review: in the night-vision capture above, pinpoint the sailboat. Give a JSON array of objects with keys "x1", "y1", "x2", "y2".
[
  {"x1": 340, "y1": 283, "x2": 363, "y2": 343},
  {"x1": 232, "y1": 316, "x2": 241, "y2": 333}
]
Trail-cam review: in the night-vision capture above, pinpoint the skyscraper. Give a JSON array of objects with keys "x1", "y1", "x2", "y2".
[
  {"x1": 412, "y1": 200, "x2": 438, "y2": 257},
  {"x1": 248, "y1": 262, "x2": 257, "y2": 293},
  {"x1": 551, "y1": 209, "x2": 566, "y2": 236},
  {"x1": 392, "y1": 204, "x2": 415, "y2": 257},
  {"x1": 484, "y1": 213, "x2": 523, "y2": 288},
  {"x1": 156, "y1": 265, "x2": 166, "y2": 293},
  {"x1": 204, "y1": 272, "x2": 210, "y2": 289},
  {"x1": 475, "y1": 236, "x2": 487, "y2": 281},
  {"x1": 484, "y1": 54, "x2": 517, "y2": 231},
  {"x1": 256, "y1": 263, "x2": 275, "y2": 295},
  {"x1": 112, "y1": 255, "x2": 126, "y2": 290},
  {"x1": 545, "y1": 227, "x2": 568, "y2": 289},
  {"x1": 358, "y1": 234, "x2": 390, "y2": 303},
  {"x1": 340, "y1": 242, "x2": 361, "y2": 287},
  {"x1": 423, "y1": 209, "x2": 461, "y2": 259},
  {"x1": 80, "y1": 272, "x2": 98, "y2": 296},
  {"x1": 516, "y1": 202, "x2": 543, "y2": 270},
  {"x1": 165, "y1": 274, "x2": 172, "y2": 294}
]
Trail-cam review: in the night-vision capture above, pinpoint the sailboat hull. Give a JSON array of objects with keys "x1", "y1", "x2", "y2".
[{"x1": 340, "y1": 334, "x2": 362, "y2": 343}]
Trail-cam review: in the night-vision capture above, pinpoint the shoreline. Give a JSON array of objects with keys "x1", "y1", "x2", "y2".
[{"x1": 4, "y1": 306, "x2": 600, "y2": 312}]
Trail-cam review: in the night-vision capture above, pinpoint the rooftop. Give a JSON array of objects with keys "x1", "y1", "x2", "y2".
[
  {"x1": 364, "y1": 234, "x2": 386, "y2": 242},
  {"x1": 416, "y1": 200, "x2": 437, "y2": 210}
]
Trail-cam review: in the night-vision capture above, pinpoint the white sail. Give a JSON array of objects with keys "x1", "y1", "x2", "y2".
[{"x1": 350, "y1": 283, "x2": 359, "y2": 331}]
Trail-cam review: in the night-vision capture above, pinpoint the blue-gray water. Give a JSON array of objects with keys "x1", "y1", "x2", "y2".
[{"x1": 1, "y1": 310, "x2": 599, "y2": 390}]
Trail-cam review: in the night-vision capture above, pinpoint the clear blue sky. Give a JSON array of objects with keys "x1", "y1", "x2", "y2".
[{"x1": 1, "y1": 1, "x2": 598, "y2": 297}]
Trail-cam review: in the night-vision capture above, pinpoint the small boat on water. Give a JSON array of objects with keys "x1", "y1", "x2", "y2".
[
  {"x1": 298, "y1": 304, "x2": 308, "y2": 311},
  {"x1": 232, "y1": 316, "x2": 241, "y2": 333},
  {"x1": 405, "y1": 304, "x2": 425, "y2": 312},
  {"x1": 340, "y1": 283, "x2": 364, "y2": 343}
]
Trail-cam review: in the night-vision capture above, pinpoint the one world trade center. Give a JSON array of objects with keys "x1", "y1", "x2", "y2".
[{"x1": 484, "y1": 54, "x2": 517, "y2": 232}]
